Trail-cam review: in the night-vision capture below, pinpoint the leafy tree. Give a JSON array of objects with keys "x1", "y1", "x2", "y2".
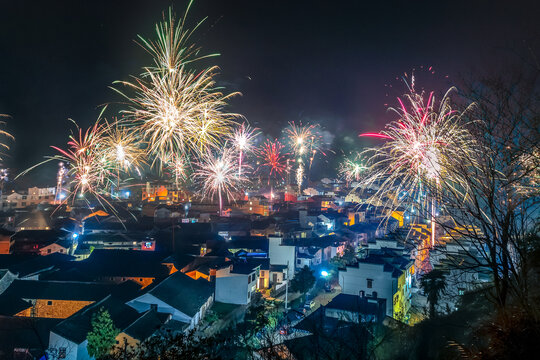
[
  {"x1": 290, "y1": 266, "x2": 316, "y2": 294},
  {"x1": 87, "y1": 307, "x2": 119, "y2": 359},
  {"x1": 420, "y1": 269, "x2": 447, "y2": 318}
]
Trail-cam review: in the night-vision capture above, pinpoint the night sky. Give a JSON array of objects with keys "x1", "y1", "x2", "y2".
[{"x1": 0, "y1": 0, "x2": 538, "y2": 184}]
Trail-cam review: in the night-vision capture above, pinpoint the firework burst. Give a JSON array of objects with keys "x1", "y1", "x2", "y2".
[
  {"x1": 359, "y1": 86, "x2": 474, "y2": 244},
  {"x1": 114, "y1": 6, "x2": 239, "y2": 170},
  {"x1": 230, "y1": 123, "x2": 259, "y2": 176},
  {"x1": 258, "y1": 139, "x2": 287, "y2": 183},
  {"x1": 45, "y1": 120, "x2": 116, "y2": 209},
  {"x1": 339, "y1": 154, "x2": 367, "y2": 184},
  {"x1": 195, "y1": 147, "x2": 245, "y2": 216},
  {"x1": 101, "y1": 119, "x2": 145, "y2": 174}
]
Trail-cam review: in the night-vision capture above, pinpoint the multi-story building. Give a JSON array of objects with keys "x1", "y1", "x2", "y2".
[
  {"x1": 339, "y1": 249, "x2": 414, "y2": 321},
  {"x1": 0, "y1": 187, "x2": 56, "y2": 211},
  {"x1": 142, "y1": 182, "x2": 191, "y2": 204}
]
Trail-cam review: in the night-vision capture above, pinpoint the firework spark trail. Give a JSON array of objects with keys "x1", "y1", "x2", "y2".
[
  {"x1": 166, "y1": 153, "x2": 188, "y2": 185},
  {"x1": 100, "y1": 120, "x2": 146, "y2": 196},
  {"x1": 137, "y1": 3, "x2": 215, "y2": 75},
  {"x1": 195, "y1": 146, "x2": 245, "y2": 216},
  {"x1": 339, "y1": 154, "x2": 367, "y2": 185},
  {"x1": 114, "y1": 6, "x2": 239, "y2": 171},
  {"x1": 284, "y1": 122, "x2": 326, "y2": 192},
  {"x1": 54, "y1": 162, "x2": 67, "y2": 204},
  {"x1": 101, "y1": 119, "x2": 145, "y2": 175},
  {"x1": 0, "y1": 115, "x2": 15, "y2": 163},
  {"x1": 230, "y1": 123, "x2": 259, "y2": 177},
  {"x1": 258, "y1": 139, "x2": 287, "y2": 185},
  {"x1": 0, "y1": 168, "x2": 8, "y2": 195},
  {"x1": 49, "y1": 121, "x2": 113, "y2": 199},
  {"x1": 359, "y1": 86, "x2": 475, "y2": 246}
]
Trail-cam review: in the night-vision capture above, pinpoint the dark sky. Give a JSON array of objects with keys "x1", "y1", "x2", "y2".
[{"x1": 0, "y1": 0, "x2": 538, "y2": 183}]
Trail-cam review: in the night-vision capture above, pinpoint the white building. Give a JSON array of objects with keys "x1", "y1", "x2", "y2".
[
  {"x1": 268, "y1": 236, "x2": 296, "y2": 279},
  {"x1": 339, "y1": 252, "x2": 413, "y2": 317},
  {"x1": 127, "y1": 271, "x2": 213, "y2": 331},
  {"x1": 0, "y1": 187, "x2": 56, "y2": 210},
  {"x1": 215, "y1": 263, "x2": 259, "y2": 305}
]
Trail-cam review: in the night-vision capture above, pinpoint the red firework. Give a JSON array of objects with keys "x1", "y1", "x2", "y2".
[{"x1": 258, "y1": 139, "x2": 287, "y2": 181}]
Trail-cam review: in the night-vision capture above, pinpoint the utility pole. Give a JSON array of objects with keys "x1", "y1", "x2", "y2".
[{"x1": 285, "y1": 260, "x2": 289, "y2": 311}]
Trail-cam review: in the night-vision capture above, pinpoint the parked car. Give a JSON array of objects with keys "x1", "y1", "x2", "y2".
[{"x1": 304, "y1": 300, "x2": 316, "y2": 309}]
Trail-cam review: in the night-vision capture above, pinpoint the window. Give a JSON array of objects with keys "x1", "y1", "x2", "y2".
[
  {"x1": 58, "y1": 347, "x2": 66, "y2": 359},
  {"x1": 297, "y1": 259, "x2": 302, "y2": 265},
  {"x1": 47, "y1": 249, "x2": 52, "y2": 254},
  {"x1": 458, "y1": 288, "x2": 465, "y2": 296},
  {"x1": 47, "y1": 301, "x2": 53, "y2": 305},
  {"x1": 367, "y1": 279, "x2": 373, "y2": 288}
]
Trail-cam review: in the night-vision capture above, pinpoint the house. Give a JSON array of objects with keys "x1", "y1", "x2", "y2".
[
  {"x1": 39, "y1": 239, "x2": 73, "y2": 256},
  {"x1": 0, "y1": 269, "x2": 16, "y2": 294},
  {"x1": 127, "y1": 271, "x2": 214, "y2": 331},
  {"x1": 0, "y1": 252, "x2": 75, "y2": 280},
  {"x1": 79, "y1": 232, "x2": 155, "y2": 252},
  {"x1": 268, "y1": 236, "x2": 296, "y2": 280},
  {"x1": 0, "y1": 280, "x2": 130, "y2": 319},
  {"x1": 50, "y1": 250, "x2": 171, "y2": 288},
  {"x1": 49, "y1": 294, "x2": 144, "y2": 360},
  {"x1": 232, "y1": 196, "x2": 271, "y2": 216},
  {"x1": 10, "y1": 229, "x2": 72, "y2": 255},
  {"x1": 0, "y1": 187, "x2": 56, "y2": 211},
  {"x1": 215, "y1": 261, "x2": 259, "y2": 305},
  {"x1": 0, "y1": 316, "x2": 61, "y2": 360},
  {"x1": 114, "y1": 308, "x2": 171, "y2": 354},
  {"x1": 142, "y1": 181, "x2": 191, "y2": 203},
  {"x1": 0, "y1": 228, "x2": 14, "y2": 254},
  {"x1": 323, "y1": 293, "x2": 387, "y2": 324},
  {"x1": 339, "y1": 249, "x2": 414, "y2": 319},
  {"x1": 227, "y1": 236, "x2": 269, "y2": 255}
]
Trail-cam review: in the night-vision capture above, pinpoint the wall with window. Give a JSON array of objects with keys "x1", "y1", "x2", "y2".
[{"x1": 339, "y1": 263, "x2": 398, "y2": 317}]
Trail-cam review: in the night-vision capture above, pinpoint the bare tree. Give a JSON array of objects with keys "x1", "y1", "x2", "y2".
[{"x1": 433, "y1": 59, "x2": 540, "y2": 312}]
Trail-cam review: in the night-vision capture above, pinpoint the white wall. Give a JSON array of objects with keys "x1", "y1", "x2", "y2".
[
  {"x1": 215, "y1": 273, "x2": 249, "y2": 305},
  {"x1": 268, "y1": 236, "x2": 296, "y2": 279},
  {"x1": 127, "y1": 293, "x2": 192, "y2": 323},
  {"x1": 339, "y1": 263, "x2": 396, "y2": 316},
  {"x1": 49, "y1": 332, "x2": 91, "y2": 360}
]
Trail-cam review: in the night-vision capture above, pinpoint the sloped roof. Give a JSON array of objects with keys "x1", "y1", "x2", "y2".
[
  {"x1": 75, "y1": 249, "x2": 171, "y2": 278},
  {"x1": 0, "y1": 316, "x2": 61, "y2": 359},
  {"x1": 147, "y1": 271, "x2": 213, "y2": 317},
  {"x1": 0, "y1": 295, "x2": 31, "y2": 316},
  {"x1": 122, "y1": 309, "x2": 169, "y2": 341},
  {"x1": 52, "y1": 295, "x2": 141, "y2": 344},
  {"x1": 326, "y1": 294, "x2": 386, "y2": 314},
  {"x1": 2, "y1": 252, "x2": 75, "y2": 277},
  {"x1": 228, "y1": 236, "x2": 269, "y2": 251},
  {"x1": 0, "y1": 280, "x2": 117, "y2": 301}
]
